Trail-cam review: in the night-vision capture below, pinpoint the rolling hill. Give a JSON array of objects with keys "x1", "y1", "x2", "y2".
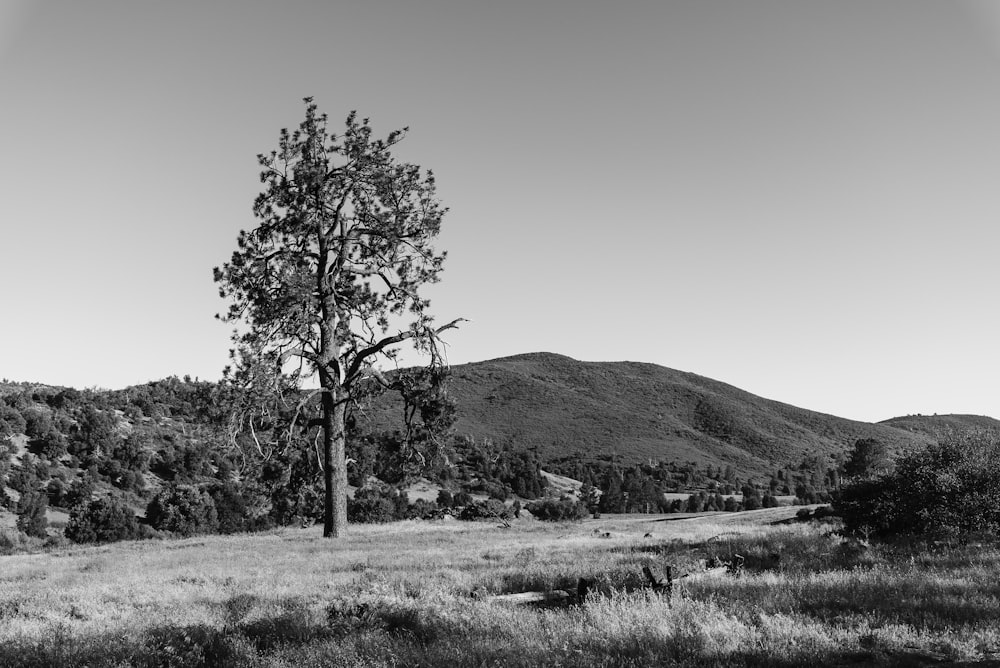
[
  {"x1": 879, "y1": 413, "x2": 1000, "y2": 440},
  {"x1": 371, "y1": 352, "x2": 947, "y2": 475},
  {"x1": 4, "y1": 354, "x2": 991, "y2": 483}
]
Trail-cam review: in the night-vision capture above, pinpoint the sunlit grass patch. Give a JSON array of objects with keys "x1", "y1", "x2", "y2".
[{"x1": 1, "y1": 514, "x2": 999, "y2": 666}]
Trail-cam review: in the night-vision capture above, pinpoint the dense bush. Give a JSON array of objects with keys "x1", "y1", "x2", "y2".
[
  {"x1": 146, "y1": 485, "x2": 219, "y2": 536},
  {"x1": 459, "y1": 498, "x2": 512, "y2": 522},
  {"x1": 0, "y1": 406, "x2": 26, "y2": 436},
  {"x1": 63, "y1": 475, "x2": 95, "y2": 508},
  {"x1": 436, "y1": 489, "x2": 454, "y2": 507},
  {"x1": 836, "y1": 430, "x2": 1000, "y2": 540},
  {"x1": 469, "y1": 479, "x2": 510, "y2": 501},
  {"x1": 21, "y1": 408, "x2": 52, "y2": 441},
  {"x1": 207, "y1": 481, "x2": 252, "y2": 533},
  {"x1": 65, "y1": 497, "x2": 141, "y2": 543},
  {"x1": 37, "y1": 428, "x2": 68, "y2": 460},
  {"x1": 347, "y1": 486, "x2": 413, "y2": 523},
  {"x1": 525, "y1": 497, "x2": 587, "y2": 521},
  {"x1": 348, "y1": 486, "x2": 397, "y2": 523}
]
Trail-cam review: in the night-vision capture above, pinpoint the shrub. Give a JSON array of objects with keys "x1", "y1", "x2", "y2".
[
  {"x1": 0, "y1": 406, "x2": 26, "y2": 437},
  {"x1": 69, "y1": 406, "x2": 119, "y2": 468},
  {"x1": 207, "y1": 481, "x2": 251, "y2": 533},
  {"x1": 741, "y1": 484, "x2": 762, "y2": 511},
  {"x1": 459, "y1": 499, "x2": 512, "y2": 522},
  {"x1": 348, "y1": 486, "x2": 398, "y2": 523},
  {"x1": 38, "y1": 428, "x2": 68, "y2": 460},
  {"x1": 836, "y1": 430, "x2": 1000, "y2": 540},
  {"x1": 685, "y1": 492, "x2": 705, "y2": 513},
  {"x1": 0, "y1": 530, "x2": 29, "y2": 555},
  {"x1": 146, "y1": 485, "x2": 219, "y2": 536},
  {"x1": 21, "y1": 408, "x2": 51, "y2": 441},
  {"x1": 436, "y1": 489, "x2": 453, "y2": 508},
  {"x1": 347, "y1": 485, "x2": 412, "y2": 524},
  {"x1": 65, "y1": 496, "x2": 141, "y2": 543},
  {"x1": 16, "y1": 490, "x2": 48, "y2": 538},
  {"x1": 407, "y1": 498, "x2": 439, "y2": 519},
  {"x1": 525, "y1": 497, "x2": 587, "y2": 521},
  {"x1": 63, "y1": 475, "x2": 95, "y2": 508}
]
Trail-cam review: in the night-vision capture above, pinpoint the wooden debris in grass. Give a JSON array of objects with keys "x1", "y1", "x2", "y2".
[{"x1": 482, "y1": 590, "x2": 571, "y2": 604}]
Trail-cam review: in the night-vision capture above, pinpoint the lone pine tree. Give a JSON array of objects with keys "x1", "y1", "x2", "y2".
[{"x1": 215, "y1": 99, "x2": 461, "y2": 537}]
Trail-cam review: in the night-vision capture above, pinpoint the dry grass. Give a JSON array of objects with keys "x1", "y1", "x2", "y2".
[{"x1": 1, "y1": 510, "x2": 999, "y2": 666}]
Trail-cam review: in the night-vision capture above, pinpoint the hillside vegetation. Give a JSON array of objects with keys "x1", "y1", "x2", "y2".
[
  {"x1": 379, "y1": 353, "x2": 937, "y2": 473},
  {"x1": 1, "y1": 354, "x2": 988, "y2": 545},
  {"x1": 879, "y1": 413, "x2": 1000, "y2": 439}
]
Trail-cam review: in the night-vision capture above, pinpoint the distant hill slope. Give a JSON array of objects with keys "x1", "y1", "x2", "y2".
[
  {"x1": 879, "y1": 414, "x2": 1000, "y2": 440},
  {"x1": 374, "y1": 352, "x2": 942, "y2": 475}
]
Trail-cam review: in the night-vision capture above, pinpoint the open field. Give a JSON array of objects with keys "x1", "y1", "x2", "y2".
[{"x1": 2, "y1": 508, "x2": 1000, "y2": 667}]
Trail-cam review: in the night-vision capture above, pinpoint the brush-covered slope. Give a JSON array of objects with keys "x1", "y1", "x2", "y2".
[
  {"x1": 879, "y1": 414, "x2": 1000, "y2": 440},
  {"x1": 417, "y1": 353, "x2": 937, "y2": 474}
]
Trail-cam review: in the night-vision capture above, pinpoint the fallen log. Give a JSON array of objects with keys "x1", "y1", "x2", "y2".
[
  {"x1": 679, "y1": 565, "x2": 729, "y2": 580},
  {"x1": 482, "y1": 590, "x2": 571, "y2": 604}
]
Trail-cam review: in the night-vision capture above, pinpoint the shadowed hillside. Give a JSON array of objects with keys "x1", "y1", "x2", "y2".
[{"x1": 377, "y1": 353, "x2": 940, "y2": 474}]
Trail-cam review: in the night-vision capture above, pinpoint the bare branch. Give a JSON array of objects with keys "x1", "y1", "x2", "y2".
[{"x1": 343, "y1": 318, "x2": 465, "y2": 386}]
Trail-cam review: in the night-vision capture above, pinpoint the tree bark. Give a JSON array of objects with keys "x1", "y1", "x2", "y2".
[{"x1": 321, "y1": 385, "x2": 349, "y2": 537}]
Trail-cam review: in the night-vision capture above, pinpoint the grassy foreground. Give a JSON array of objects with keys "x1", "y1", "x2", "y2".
[{"x1": 2, "y1": 509, "x2": 999, "y2": 667}]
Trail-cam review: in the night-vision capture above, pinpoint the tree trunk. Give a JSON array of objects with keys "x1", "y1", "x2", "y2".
[{"x1": 322, "y1": 388, "x2": 349, "y2": 538}]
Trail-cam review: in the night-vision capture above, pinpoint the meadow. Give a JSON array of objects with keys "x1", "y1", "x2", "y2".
[{"x1": 1, "y1": 508, "x2": 999, "y2": 667}]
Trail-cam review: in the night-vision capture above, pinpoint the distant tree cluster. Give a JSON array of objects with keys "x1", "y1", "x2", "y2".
[
  {"x1": 543, "y1": 452, "x2": 840, "y2": 517},
  {"x1": 0, "y1": 370, "x2": 881, "y2": 548},
  {"x1": 525, "y1": 497, "x2": 588, "y2": 521}
]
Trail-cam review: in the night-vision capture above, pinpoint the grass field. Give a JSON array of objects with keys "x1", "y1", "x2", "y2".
[{"x1": 2, "y1": 508, "x2": 999, "y2": 667}]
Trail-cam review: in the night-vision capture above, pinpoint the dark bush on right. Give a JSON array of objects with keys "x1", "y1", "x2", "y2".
[
  {"x1": 65, "y1": 496, "x2": 141, "y2": 543},
  {"x1": 836, "y1": 430, "x2": 1000, "y2": 540}
]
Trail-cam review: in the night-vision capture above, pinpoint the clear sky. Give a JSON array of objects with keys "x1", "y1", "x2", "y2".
[{"x1": 1, "y1": 0, "x2": 999, "y2": 423}]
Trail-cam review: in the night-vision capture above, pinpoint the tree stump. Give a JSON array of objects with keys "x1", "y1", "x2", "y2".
[{"x1": 642, "y1": 565, "x2": 673, "y2": 597}]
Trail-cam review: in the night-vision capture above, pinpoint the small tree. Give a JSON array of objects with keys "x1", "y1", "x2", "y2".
[
  {"x1": 215, "y1": 99, "x2": 461, "y2": 538},
  {"x1": 843, "y1": 438, "x2": 889, "y2": 479},
  {"x1": 16, "y1": 490, "x2": 48, "y2": 538},
  {"x1": 741, "y1": 484, "x2": 762, "y2": 511}
]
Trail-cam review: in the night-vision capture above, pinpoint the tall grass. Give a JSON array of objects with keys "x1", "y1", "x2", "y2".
[{"x1": 1, "y1": 512, "x2": 998, "y2": 666}]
